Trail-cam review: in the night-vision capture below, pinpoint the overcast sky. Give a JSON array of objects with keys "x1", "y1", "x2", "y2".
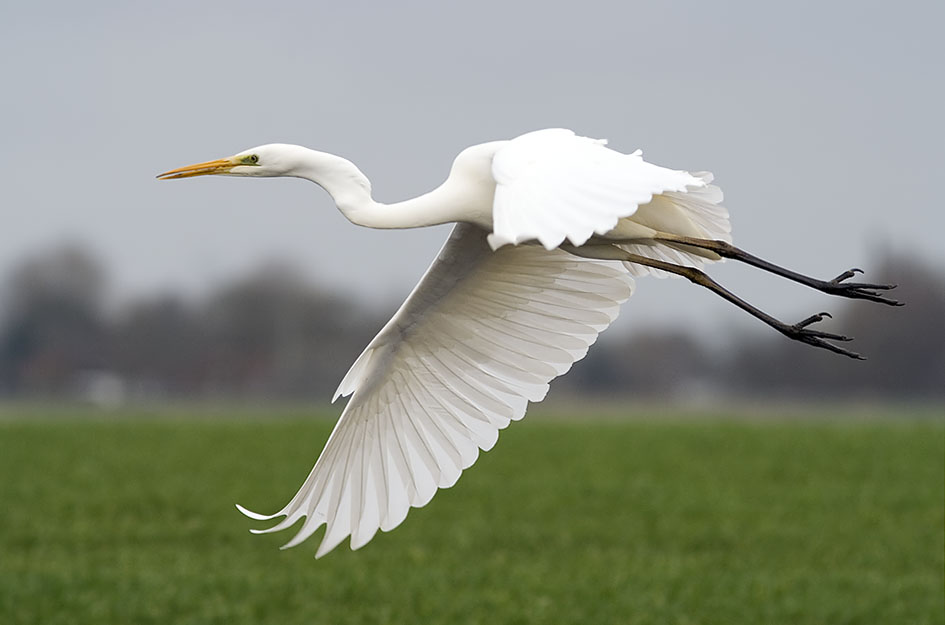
[{"x1": 1, "y1": 0, "x2": 942, "y2": 340}]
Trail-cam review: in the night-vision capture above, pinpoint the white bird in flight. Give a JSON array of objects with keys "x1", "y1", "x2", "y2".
[{"x1": 158, "y1": 128, "x2": 898, "y2": 557}]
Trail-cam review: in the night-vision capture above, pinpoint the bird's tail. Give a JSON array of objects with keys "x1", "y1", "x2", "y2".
[{"x1": 617, "y1": 172, "x2": 731, "y2": 278}]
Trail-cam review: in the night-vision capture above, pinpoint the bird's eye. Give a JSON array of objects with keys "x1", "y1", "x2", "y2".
[{"x1": 249, "y1": 154, "x2": 259, "y2": 164}]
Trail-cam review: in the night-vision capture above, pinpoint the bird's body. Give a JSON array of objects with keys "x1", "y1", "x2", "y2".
[{"x1": 159, "y1": 128, "x2": 898, "y2": 557}]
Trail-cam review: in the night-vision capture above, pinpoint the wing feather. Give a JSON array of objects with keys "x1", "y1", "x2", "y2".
[
  {"x1": 489, "y1": 129, "x2": 705, "y2": 250},
  {"x1": 238, "y1": 224, "x2": 634, "y2": 556}
]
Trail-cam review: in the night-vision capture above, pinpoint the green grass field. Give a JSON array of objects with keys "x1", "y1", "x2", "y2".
[{"x1": 0, "y1": 406, "x2": 942, "y2": 625}]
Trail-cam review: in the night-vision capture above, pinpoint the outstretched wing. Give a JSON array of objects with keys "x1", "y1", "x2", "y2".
[
  {"x1": 489, "y1": 128, "x2": 708, "y2": 250},
  {"x1": 238, "y1": 224, "x2": 634, "y2": 557}
]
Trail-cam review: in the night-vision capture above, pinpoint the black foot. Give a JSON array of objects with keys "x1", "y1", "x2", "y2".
[
  {"x1": 779, "y1": 312, "x2": 865, "y2": 360},
  {"x1": 821, "y1": 268, "x2": 903, "y2": 306}
]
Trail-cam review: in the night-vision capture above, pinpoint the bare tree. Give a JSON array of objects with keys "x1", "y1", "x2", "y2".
[
  {"x1": 112, "y1": 295, "x2": 208, "y2": 396},
  {"x1": 201, "y1": 262, "x2": 381, "y2": 397},
  {"x1": 0, "y1": 244, "x2": 109, "y2": 395}
]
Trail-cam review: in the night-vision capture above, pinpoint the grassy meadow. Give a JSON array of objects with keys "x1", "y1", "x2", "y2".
[{"x1": 0, "y1": 404, "x2": 942, "y2": 624}]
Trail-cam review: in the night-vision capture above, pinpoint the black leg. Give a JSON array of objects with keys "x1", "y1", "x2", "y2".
[
  {"x1": 563, "y1": 244, "x2": 866, "y2": 359},
  {"x1": 649, "y1": 234, "x2": 903, "y2": 306}
]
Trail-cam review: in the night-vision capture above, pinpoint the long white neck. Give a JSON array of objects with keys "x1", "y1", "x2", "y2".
[{"x1": 286, "y1": 148, "x2": 472, "y2": 230}]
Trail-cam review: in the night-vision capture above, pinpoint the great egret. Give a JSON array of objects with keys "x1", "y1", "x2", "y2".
[{"x1": 158, "y1": 128, "x2": 898, "y2": 557}]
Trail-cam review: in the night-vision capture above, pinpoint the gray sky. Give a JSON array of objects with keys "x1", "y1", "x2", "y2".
[{"x1": 1, "y1": 0, "x2": 942, "y2": 340}]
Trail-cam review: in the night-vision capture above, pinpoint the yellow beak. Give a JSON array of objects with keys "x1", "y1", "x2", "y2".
[{"x1": 156, "y1": 157, "x2": 238, "y2": 180}]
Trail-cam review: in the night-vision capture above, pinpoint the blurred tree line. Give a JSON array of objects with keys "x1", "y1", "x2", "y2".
[
  {"x1": 0, "y1": 246, "x2": 382, "y2": 401},
  {"x1": 0, "y1": 244, "x2": 941, "y2": 403}
]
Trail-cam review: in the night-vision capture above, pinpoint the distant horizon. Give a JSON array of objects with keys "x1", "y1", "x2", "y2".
[{"x1": 3, "y1": 239, "x2": 940, "y2": 404}]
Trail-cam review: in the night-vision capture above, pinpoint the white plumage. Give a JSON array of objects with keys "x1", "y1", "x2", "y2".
[
  {"x1": 158, "y1": 127, "x2": 891, "y2": 557},
  {"x1": 490, "y1": 129, "x2": 708, "y2": 250},
  {"x1": 241, "y1": 224, "x2": 633, "y2": 557}
]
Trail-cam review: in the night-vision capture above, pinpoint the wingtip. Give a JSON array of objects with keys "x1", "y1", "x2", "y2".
[{"x1": 236, "y1": 503, "x2": 274, "y2": 521}]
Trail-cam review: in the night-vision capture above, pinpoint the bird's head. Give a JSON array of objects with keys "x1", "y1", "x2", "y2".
[{"x1": 157, "y1": 144, "x2": 309, "y2": 180}]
